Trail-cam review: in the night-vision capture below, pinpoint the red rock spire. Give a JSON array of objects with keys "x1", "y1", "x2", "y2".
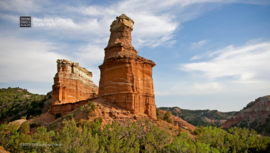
[{"x1": 99, "y1": 14, "x2": 157, "y2": 119}]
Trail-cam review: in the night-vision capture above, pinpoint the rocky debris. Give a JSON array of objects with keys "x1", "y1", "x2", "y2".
[
  {"x1": 33, "y1": 97, "x2": 195, "y2": 137},
  {"x1": 99, "y1": 14, "x2": 156, "y2": 119},
  {"x1": 88, "y1": 99, "x2": 195, "y2": 136}
]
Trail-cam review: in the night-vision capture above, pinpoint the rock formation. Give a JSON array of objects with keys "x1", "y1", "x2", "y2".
[
  {"x1": 50, "y1": 59, "x2": 98, "y2": 114},
  {"x1": 222, "y1": 96, "x2": 270, "y2": 135},
  {"x1": 98, "y1": 14, "x2": 157, "y2": 119}
]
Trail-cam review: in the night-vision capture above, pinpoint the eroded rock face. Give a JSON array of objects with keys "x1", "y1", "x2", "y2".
[
  {"x1": 222, "y1": 96, "x2": 270, "y2": 132},
  {"x1": 99, "y1": 14, "x2": 157, "y2": 119},
  {"x1": 51, "y1": 59, "x2": 98, "y2": 106}
]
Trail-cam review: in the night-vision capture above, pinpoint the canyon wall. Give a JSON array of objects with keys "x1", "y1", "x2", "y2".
[
  {"x1": 222, "y1": 96, "x2": 270, "y2": 130},
  {"x1": 99, "y1": 14, "x2": 157, "y2": 119},
  {"x1": 50, "y1": 59, "x2": 98, "y2": 114}
]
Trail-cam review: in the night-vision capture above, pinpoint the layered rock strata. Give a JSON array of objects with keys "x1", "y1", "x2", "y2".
[
  {"x1": 50, "y1": 59, "x2": 98, "y2": 114},
  {"x1": 99, "y1": 14, "x2": 157, "y2": 119},
  {"x1": 50, "y1": 99, "x2": 91, "y2": 115},
  {"x1": 222, "y1": 96, "x2": 270, "y2": 129}
]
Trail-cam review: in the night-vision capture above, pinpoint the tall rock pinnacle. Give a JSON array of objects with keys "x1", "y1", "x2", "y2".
[
  {"x1": 106, "y1": 14, "x2": 135, "y2": 50},
  {"x1": 99, "y1": 14, "x2": 157, "y2": 119}
]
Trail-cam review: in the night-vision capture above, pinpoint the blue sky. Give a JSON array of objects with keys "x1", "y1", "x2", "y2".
[{"x1": 0, "y1": 0, "x2": 270, "y2": 112}]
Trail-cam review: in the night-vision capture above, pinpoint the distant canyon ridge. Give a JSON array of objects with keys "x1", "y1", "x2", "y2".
[
  {"x1": 159, "y1": 95, "x2": 270, "y2": 136},
  {"x1": 159, "y1": 107, "x2": 236, "y2": 127}
]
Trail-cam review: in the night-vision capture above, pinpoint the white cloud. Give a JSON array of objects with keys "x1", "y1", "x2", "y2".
[
  {"x1": 75, "y1": 44, "x2": 104, "y2": 65},
  {"x1": 191, "y1": 40, "x2": 208, "y2": 49},
  {"x1": 0, "y1": 34, "x2": 102, "y2": 85},
  {"x1": 0, "y1": 35, "x2": 68, "y2": 83},
  {"x1": 156, "y1": 40, "x2": 270, "y2": 106},
  {"x1": 0, "y1": 0, "x2": 43, "y2": 13},
  {"x1": 66, "y1": 5, "x2": 180, "y2": 48},
  {"x1": 190, "y1": 55, "x2": 202, "y2": 60},
  {"x1": 1, "y1": 0, "x2": 267, "y2": 49},
  {"x1": 1, "y1": 0, "x2": 269, "y2": 96},
  {"x1": 0, "y1": 13, "x2": 18, "y2": 23},
  {"x1": 181, "y1": 41, "x2": 270, "y2": 82}
]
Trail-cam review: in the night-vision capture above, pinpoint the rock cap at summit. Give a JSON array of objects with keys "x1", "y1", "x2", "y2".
[{"x1": 110, "y1": 14, "x2": 134, "y2": 31}]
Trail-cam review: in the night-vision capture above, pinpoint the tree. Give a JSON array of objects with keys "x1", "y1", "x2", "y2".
[
  {"x1": 54, "y1": 119, "x2": 99, "y2": 153},
  {"x1": 156, "y1": 109, "x2": 160, "y2": 116},
  {"x1": 164, "y1": 111, "x2": 172, "y2": 120}
]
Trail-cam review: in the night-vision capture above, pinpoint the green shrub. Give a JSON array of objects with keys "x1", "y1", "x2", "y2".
[
  {"x1": 167, "y1": 118, "x2": 173, "y2": 123},
  {"x1": 164, "y1": 111, "x2": 172, "y2": 120},
  {"x1": 1, "y1": 116, "x2": 270, "y2": 153},
  {"x1": 38, "y1": 99, "x2": 45, "y2": 108},
  {"x1": 49, "y1": 123, "x2": 57, "y2": 130},
  {"x1": 86, "y1": 102, "x2": 96, "y2": 116},
  {"x1": 33, "y1": 126, "x2": 55, "y2": 143},
  {"x1": 194, "y1": 129, "x2": 201, "y2": 135},
  {"x1": 10, "y1": 114, "x2": 21, "y2": 121},
  {"x1": 30, "y1": 122, "x2": 41, "y2": 128},
  {"x1": 156, "y1": 109, "x2": 160, "y2": 116},
  {"x1": 54, "y1": 119, "x2": 99, "y2": 153},
  {"x1": 66, "y1": 113, "x2": 73, "y2": 120},
  {"x1": 79, "y1": 105, "x2": 85, "y2": 111},
  {"x1": 90, "y1": 102, "x2": 96, "y2": 110},
  {"x1": 19, "y1": 121, "x2": 30, "y2": 134},
  {"x1": 196, "y1": 127, "x2": 204, "y2": 135},
  {"x1": 99, "y1": 117, "x2": 103, "y2": 123},
  {"x1": 177, "y1": 127, "x2": 182, "y2": 136}
]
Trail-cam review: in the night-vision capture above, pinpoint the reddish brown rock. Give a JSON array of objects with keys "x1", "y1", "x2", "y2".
[
  {"x1": 0, "y1": 146, "x2": 9, "y2": 153},
  {"x1": 222, "y1": 96, "x2": 270, "y2": 135},
  {"x1": 99, "y1": 14, "x2": 157, "y2": 119},
  {"x1": 50, "y1": 59, "x2": 98, "y2": 114}
]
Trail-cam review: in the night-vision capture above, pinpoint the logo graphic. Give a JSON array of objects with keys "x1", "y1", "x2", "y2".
[{"x1": 20, "y1": 16, "x2": 31, "y2": 27}]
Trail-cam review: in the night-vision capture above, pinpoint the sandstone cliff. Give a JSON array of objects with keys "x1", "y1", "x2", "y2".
[
  {"x1": 50, "y1": 59, "x2": 98, "y2": 114},
  {"x1": 222, "y1": 95, "x2": 270, "y2": 136},
  {"x1": 99, "y1": 14, "x2": 156, "y2": 119}
]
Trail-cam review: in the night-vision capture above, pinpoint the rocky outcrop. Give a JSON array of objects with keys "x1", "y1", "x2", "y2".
[
  {"x1": 50, "y1": 59, "x2": 98, "y2": 114},
  {"x1": 222, "y1": 96, "x2": 270, "y2": 135},
  {"x1": 98, "y1": 14, "x2": 156, "y2": 119}
]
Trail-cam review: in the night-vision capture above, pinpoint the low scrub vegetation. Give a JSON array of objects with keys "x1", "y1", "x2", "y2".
[
  {"x1": 0, "y1": 87, "x2": 46, "y2": 121},
  {"x1": 1, "y1": 119, "x2": 270, "y2": 153}
]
